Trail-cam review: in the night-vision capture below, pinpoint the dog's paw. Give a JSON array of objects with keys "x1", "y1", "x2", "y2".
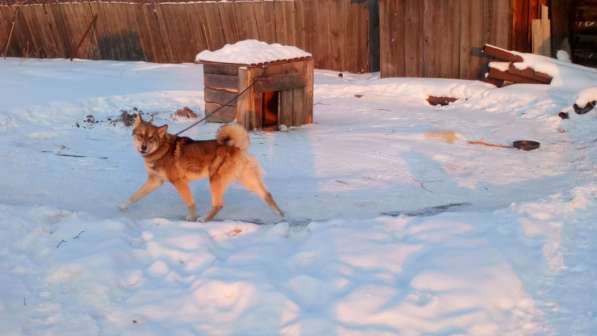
[
  {"x1": 185, "y1": 214, "x2": 199, "y2": 222},
  {"x1": 118, "y1": 203, "x2": 129, "y2": 212}
]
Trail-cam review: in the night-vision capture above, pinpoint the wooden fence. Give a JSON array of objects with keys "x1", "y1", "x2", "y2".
[
  {"x1": 0, "y1": 0, "x2": 371, "y2": 73},
  {"x1": 378, "y1": 0, "x2": 511, "y2": 79}
]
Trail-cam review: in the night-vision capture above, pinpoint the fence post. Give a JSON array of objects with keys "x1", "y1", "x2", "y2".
[{"x1": 2, "y1": 6, "x2": 20, "y2": 59}]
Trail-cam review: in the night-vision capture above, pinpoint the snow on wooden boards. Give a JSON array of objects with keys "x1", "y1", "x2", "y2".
[
  {"x1": 483, "y1": 44, "x2": 553, "y2": 87},
  {"x1": 0, "y1": 1, "x2": 370, "y2": 73},
  {"x1": 379, "y1": 0, "x2": 511, "y2": 79}
]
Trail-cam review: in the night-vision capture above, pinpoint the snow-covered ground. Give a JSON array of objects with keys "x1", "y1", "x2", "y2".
[{"x1": 1, "y1": 57, "x2": 596, "y2": 335}]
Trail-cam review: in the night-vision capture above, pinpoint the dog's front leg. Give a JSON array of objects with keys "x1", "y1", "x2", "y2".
[
  {"x1": 120, "y1": 175, "x2": 164, "y2": 211},
  {"x1": 171, "y1": 180, "x2": 198, "y2": 221}
]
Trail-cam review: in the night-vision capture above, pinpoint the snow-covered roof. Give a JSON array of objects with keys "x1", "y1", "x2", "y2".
[{"x1": 195, "y1": 39, "x2": 312, "y2": 66}]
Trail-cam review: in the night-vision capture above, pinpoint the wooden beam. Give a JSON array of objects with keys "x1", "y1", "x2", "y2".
[
  {"x1": 506, "y1": 64, "x2": 552, "y2": 84},
  {"x1": 482, "y1": 44, "x2": 524, "y2": 62},
  {"x1": 487, "y1": 67, "x2": 546, "y2": 84},
  {"x1": 204, "y1": 73, "x2": 239, "y2": 92},
  {"x1": 483, "y1": 76, "x2": 505, "y2": 87},
  {"x1": 204, "y1": 87, "x2": 238, "y2": 106},
  {"x1": 203, "y1": 63, "x2": 239, "y2": 76},
  {"x1": 254, "y1": 73, "x2": 305, "y2": 93}
]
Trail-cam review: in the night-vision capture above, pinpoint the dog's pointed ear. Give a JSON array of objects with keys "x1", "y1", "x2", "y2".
[
  {"x1": 158, "y1": 124, "x2": 168, "y2": 137},
  {"x1": 134, "y1": 113, "x2": 143, "y2": 128}
]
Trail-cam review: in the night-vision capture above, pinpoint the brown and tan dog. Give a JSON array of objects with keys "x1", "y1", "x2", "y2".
[{"x1": 119, "y1": 114, "x2": 284, "y2": 222}]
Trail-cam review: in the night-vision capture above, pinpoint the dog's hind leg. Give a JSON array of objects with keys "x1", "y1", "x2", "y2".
[
  {"x1": 239, "y1": 167, "x2": 284, "y2": 218},
  {"x1": 120, "y1": 174, "x2": 164, "y2": 211},
  {"x1": 172, "y1": 180, "x2": 198, "y2": 221},
  {"x1": 203, "y1": 175, "x2": 234, "y2": 222}
]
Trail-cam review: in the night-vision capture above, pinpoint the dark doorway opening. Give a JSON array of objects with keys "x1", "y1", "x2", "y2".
[{"x1": 262, "y1": 91, "x2": 280, "y2": 130}]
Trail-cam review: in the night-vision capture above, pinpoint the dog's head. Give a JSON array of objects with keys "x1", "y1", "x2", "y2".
[{"x1": 131, "y1": 114, "x2": 168, "y2": 156}]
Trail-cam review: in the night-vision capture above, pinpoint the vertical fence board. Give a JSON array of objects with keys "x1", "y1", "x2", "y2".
[
  {"x1": 302, "y1": 0, "x2": 315, "y2": 61},
  {"x1": 273, "y1": 1, "x2": 286, "y2": 44},
  {"x1": 32, "y1": 5, "x2": 52, "y2": 57},
  {"x1": 5, "y1": 1, "x2": 369, "y2": 73},
  {"x1": 404, "y1": 0, "x2": 423, "y2": 76},
  {"x1": 381, "y1": 0, "x2": 511, "y2": 79},
  {"x1": 217, "y1": 2, "x2": 238, "y2": 44},
  {"x1": 187, "y1": 3, "x2": 209, "y2": 57},
  {"x1": 293, "y1": 0, "x2": 305, "y2": 50}
]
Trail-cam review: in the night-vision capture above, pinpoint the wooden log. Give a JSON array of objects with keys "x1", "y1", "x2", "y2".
[
  {"x1": 204, "y1": 87, "x2": 238, "y2": 106},
  {"x1": 204, "y1": 73, "x2": 239, "y2": 92},
  {"x1": 482, "y1": 44, "x2": 524, "y2": 62},
  {"x1": 205, "y1": 102, "x2": 236, "y2": 123},
  {"x1": 254, "y1": 73, "x2": 305, "y2": 93},
  {"x1": 506, "y1": 64, "x2": 552, "y2": 84},
  {"x1": 203, "y1": 63, "x2": 239, "y2": 75},
  {"x1": 487, "y1": 67, "x2": 546, "y2": 84},
  {"x1": 483, "y1": 76, "x2": 505, "y2": 87}
]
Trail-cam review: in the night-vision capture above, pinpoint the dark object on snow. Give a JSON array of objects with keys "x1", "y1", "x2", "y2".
[
  {"x1": 427, "y1": 96, "x2": 458, "y2": 106},
  {"x1": 85, "y1": 114, "x2": 96, "y2": 124},
  {"x1": 354, "y1": 94, "x2": 364, "y2": 98},
  {"x1": 382, "y1": 202, "x2": 472, "y2": 218},
  {"x1": 558, "y1": 112, "x2": 569, "y2": 119},
  {"x1": 338, "y1": 72, "x2": 344, "y2": 78},
  {"x1": 512, "y1": 140, "x2": 541, "y2": 151},
  {"x1": 119, "y1": 110, "x2": 137, "y2": 127},
  {"x1": 573, "y1": 101, "x2": 595, "y2": 115},
  {"x1": 173, "y1": 106, "x2": 198, "y2": 119}
]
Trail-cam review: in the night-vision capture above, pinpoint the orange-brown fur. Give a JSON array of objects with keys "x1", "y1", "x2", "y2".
[{"x1": 120, "y1": 114, "x2": 284, "y2": 222}]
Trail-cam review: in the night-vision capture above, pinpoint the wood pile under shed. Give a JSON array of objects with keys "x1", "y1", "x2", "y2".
[{"x1": 482, "y1": 44, "x2": 553, "y2": 87}]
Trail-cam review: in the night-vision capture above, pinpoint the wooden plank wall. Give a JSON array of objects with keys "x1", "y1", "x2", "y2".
[
  {"x1": 0, "y1": 0, "x2": 370, "y2": 73},
  {"x1": 379, "y1": 0, "x2": 512, "y2": 79}
]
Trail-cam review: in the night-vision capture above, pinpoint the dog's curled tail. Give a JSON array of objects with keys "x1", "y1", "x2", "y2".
[{"x1": 217, "y1": 123, "x2": 250, "y2": 150}]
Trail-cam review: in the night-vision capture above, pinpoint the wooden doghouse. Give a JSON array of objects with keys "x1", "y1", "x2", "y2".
[{"x1": 196, "y1": 40, "x2": 314, "y2": 131}]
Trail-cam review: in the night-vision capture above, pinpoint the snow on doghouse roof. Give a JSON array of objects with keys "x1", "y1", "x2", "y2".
[{"x1": 195, "y1": 39, "x2": 312, "y2": 66}]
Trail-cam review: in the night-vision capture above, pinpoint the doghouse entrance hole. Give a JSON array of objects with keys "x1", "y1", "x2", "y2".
[{"x1": 262, "y1": 91, "x2": 280, "y2": 130}]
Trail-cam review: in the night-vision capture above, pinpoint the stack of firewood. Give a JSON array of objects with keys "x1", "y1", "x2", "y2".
[{"x1": 482, "y1": 44, "x2": 553, "y2": 87}]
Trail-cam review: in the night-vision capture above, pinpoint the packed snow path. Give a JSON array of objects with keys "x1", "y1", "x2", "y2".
[{"x1": 0, "y1": 58, "x2": 595, "y2": 335}]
